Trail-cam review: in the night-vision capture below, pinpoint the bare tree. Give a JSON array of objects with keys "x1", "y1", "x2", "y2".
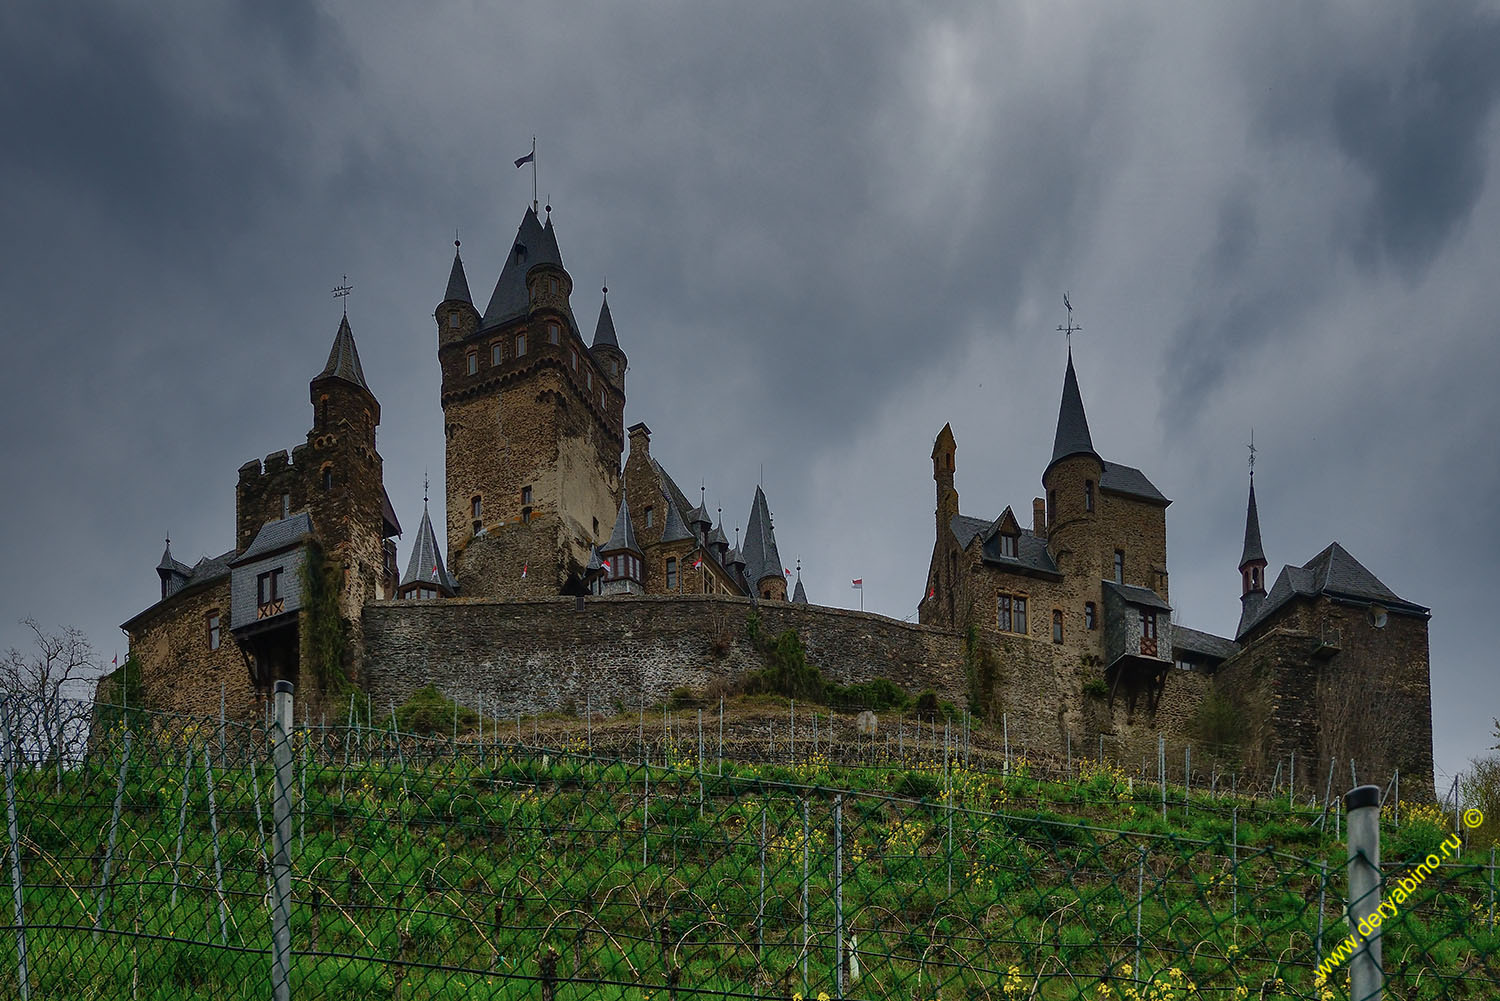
[{"x1": 1, "y1": 618, "x2": 101, "y2": 763}]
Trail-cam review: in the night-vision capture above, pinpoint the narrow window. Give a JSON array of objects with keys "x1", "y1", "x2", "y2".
[
  {"x1": 471, "y1": 495, "x2": 483, "y2": 519},
  {"x1": 600, "y1": 391, "x2": 606, "y2": 408},
  {"x1": 645, "y1": 506, "x2": 654, "y2": 528},
  {"x1": 1084, "y1": 602, "x2": 1096, "y2": 630},
  {"x1": 1085, "y1": 480, "x2": 1094, "y2": 512},
  {"x1": 1052, "y1": 609, "x2": 1063, "y2": 643},
  {"x1": 1015, "y1": 597, "x2": 1028, "y2": 635},
  {"x1": 521, "y1": 507, "x2": 531, "y2": 524},
  {"x1": 521, "y1": 486, "x2": 532, "y2": 506},
  {"x1": 448, "y1": 312, "x2": 460, "y2": 328},
  {"x1": 1114, "y1": 550, "x2": 1124, "y2": 584},
  {"x1": 548, "y1": 322, "x2": 560, "y2": 345},
  {"x1": 1047, "y1": 489, "x2": 1056, "y2": 525},
  {"x1": 586, "y1": 370, "x2": 593, "y2": 389},
  {"x1": 997, "y1": 594, "x2": 1012, "y2": 632},
  {"x1": 571, "y1": 349, "x2": 578, "y2": 370},
  {"x1": 321, "y1": 467, "x2": 333, "y2": 491},
  {"x1": 207, "y1": 612, "x2": 221, "y2": 651},
  {"x1": 516, "y1": 332, "x2": 526, "y2": 356},
  {"x1": 593, "y1": 517, "x2": 599, "y2": 537},
  {"x1": 666, "y1": 557, "x2": 678, "y2": 590},
  {"x1": 281, "y1": 493, "x2": 290, "y2": 518},
  {"x1": 466, "y1": 351, "x2": 478, "y2": 375},
  {"x1": 319, "y1": 395, "x2": 329, "y2": 426},
  {"x1": 1000, "y1": 533, "x2": 1017, "y2": 558},
  {"x1": 492, "y1": 342, "x2": 503, "y2": 366},
  {"x1": 257, "y1": 572, "x2": 270, "y2": 606},
  {"x1": 1140, "y1": 610, "x2": 1157, "y2": 640},
  {"x1": 611, "y1": 360, "x2": 618, "y2": 377}
]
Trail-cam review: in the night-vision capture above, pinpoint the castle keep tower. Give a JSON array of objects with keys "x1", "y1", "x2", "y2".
[{"x1": 437, "y1": 208, "x2": 625, "y2": 596}]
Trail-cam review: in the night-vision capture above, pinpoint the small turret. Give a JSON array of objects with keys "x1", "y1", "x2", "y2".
[
  {"x1": 436, "y1": 239, "x2": 479, "y2": 346},
  {"x1": 156, "y1": 537, "x2": 191, "y2": 599},
  {"x1": 591, "y1": 286, "x2": 628, "y2": 393},
  {"x1": 600, "y1": 495, "x2": 644, "y2": 595},
  {"x1": 1238, "y1": 475, "x2": 1268, "y2": 627},
  {"x1": 932, "y1": 423, "x2": 958, "y2": 538}
]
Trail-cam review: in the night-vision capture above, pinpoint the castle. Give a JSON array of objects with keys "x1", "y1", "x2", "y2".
[{"x1": 117, "y1": 200, "x2": 1435, "y2": 797}]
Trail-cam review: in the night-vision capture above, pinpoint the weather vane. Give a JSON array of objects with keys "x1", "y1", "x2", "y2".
[
  {"x1": 1248, "y1": 428, "x2": 1257, "y2": 478},
  {"x1": 1057, "y1": 292, "x2": 1082, "y2": 351},
  {"x1": 332, "y1": 275, "x2": 353, "y2": 316}
]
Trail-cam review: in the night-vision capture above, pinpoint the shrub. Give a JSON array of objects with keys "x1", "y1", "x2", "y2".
[
  {"x1": 394, "y1": 685, "x2": 478, "y2": 736},
  {"x1": 1082, "y1": 677, "x2": 1110, "y2": 699}
]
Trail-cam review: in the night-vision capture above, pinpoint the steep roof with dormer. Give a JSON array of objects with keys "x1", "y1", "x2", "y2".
[
  {"x1": 401, "y1": 503, "x2": 455, "y2": 593},
  {"x1": 481, "y1": 206, "x2": 564, "y2": 330},
  {"x1": 315, "y1": 315, "x2": 371, "y2": 393}
]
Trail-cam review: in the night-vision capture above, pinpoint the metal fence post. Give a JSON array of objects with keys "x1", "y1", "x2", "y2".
[
  {"x1": 94, "y1": 728, "x2": 132, "y2": 941},
  {"x1": 270, "y1": 680, "x2": 295, "y2": 1001},
  {"x1": 1346, "y1": 784, "x2": 1383, "y2": 1001},
  {"x1": 2, "y1": 700, "x2": 32, "y2": 1001},
  {"x1": 801, "y1": 798, "x2": 810, "y2": 993},
  {"x1": 834, "y1": 793, "x2": 844, "y2": 999}
]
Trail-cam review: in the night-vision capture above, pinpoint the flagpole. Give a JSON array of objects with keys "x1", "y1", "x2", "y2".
[{"x1": 531, "y1": 136, "x2": 537, "y2": 212}]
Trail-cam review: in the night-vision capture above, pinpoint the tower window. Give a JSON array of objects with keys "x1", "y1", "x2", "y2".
[
  {"x1": 571, "y1": 349, "x2": 578, "y2": 370},
  {"x1": 586, "y1": 370, "x2": 593, "y2": 390},
  {"x1": 1052, "y1": 609, "x2": 1063, "y2": 644},
  {"x1": 515, "y1": 333, "x2": 526, "y2": 356},
  {"x1": 448, "y1": 312, "x2": 460, "y2": 329},
  {"x1": 471, "y1": 495, "x2": 482, "y2": 519},
  {"x1": 548, "y1": 322, "x2": 560, "y2": 345},
  {"x1": 644, "y1": 506, "x2": 654, "y2": 528},
  {"x1": 1085, "y1": 480, "x2": 1094, "y2": 512},
  {"x1": 1085, "y1": 602, "x2": 1096, "y2": 630},
  {"x1": 1114, "y1": 550, "x2": 1124, "y2": 584},
  {"x1": 281, "y1": 493, "x2": 290, "y2": 518},
  {"x1": 321, "y1": 467, "x2": 333, "y2": 491},
  {"x1": 521, "y1": 485, "x2": 532, "y2": 506},
  {"x1": 611, "y1": 360, "x2": 619, "y2": 377},
  {"x1": 206, "y1": 611, "x2": 221, "y2": 651},
  {"x1": 491, "y1": 342, "x2": 503, "y2": 366},
  {"x1": 319, "y1": 395, "x2": 329, "y2": 426},
  {"x1": 466, "y1": 351, "x2": 478, "y2": 375},
  {"x1": 666, "y1": 557, "x2": 678, "y2": 590}
]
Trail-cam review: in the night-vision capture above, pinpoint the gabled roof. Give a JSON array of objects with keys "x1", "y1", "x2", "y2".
[
  {"x1": 1235, "y1": 541, "x2": 1428, "y2": 639},
  {"x1": 1047, "y1": 351, "x2": 1099, "y2": 474},
  {"x1": 480, "y1": 206, "x2": 565, "y2": 330},
  {"x1": 1102, "y1": 580, "x2": 1172, "y2": 611},
  {"x1": 1100, "y1": 461, "x2": 1169, "y2": 505},
  {"x1": 659, "y1": 501, "x2": 693, "y2": 544},
  {"x1": 742, "y1": 485, "x2": 784, "y2": 585},
  {"x1": 444, "y1": 244, "x2": 472, "y2": 305},
  {"x1": 401, "y1": 504, "x2": 454, "y2": 593},
  {"x1": 1172, "y1": 625, "x2": 1241, "y2": 663},
  {"x1": 602, "y1": 495, "x2": 642, "y2": 555},
  {"x1": 592, "y1": 294, "x2": 620, "y2": 349},
  {"x1": 950, "y1": 514, "x2": 1060, "y2": 576},
  {"x1": 232, "y1": 512, "x2": 315, "y2": 565},
  {"x1": 1240, "y1": 480, "x2": 1265, "y2": 567},
  {"x1": 315, "y1": 315, "x2": 371, "y2": 393}
]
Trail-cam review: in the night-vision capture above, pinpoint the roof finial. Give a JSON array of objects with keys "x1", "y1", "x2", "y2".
[
  {"x1": 602, "y1": 276, "x2": 608, "y2": 298},
  {"x1": 735, "y1": 526, "x2": 741, "y2": 548},
  {"x1": 423, "y1": 467, "x2": 429, "y2": 506},
  {"x1": 545, "y1": 194, "x2": 551, "y2": 219},
  {"x1": 1247, "y1": 428, "x2": 1257, "y2": 479},
  {"x1": 332, "y1": 274, "x2": 352, "y2": 317},
  {"x1": 455, "y1": 227, "x2": 461, "y2": 250},
  {"x1": 1058, "y1": 292, "x2": 1081, "y2": 354},
  {"x1": 795, "y1": 557, "x2": 801, "y2": 580}
]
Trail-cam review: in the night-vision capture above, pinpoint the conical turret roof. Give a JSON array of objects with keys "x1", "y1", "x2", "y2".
[
  {"x1": 742, "y1": 486, "x2": 784, "y2": 585},
  {"x1": 602, "y1": 495, "x2": 642, "y2": 555},
  {"x1": 444, "y1": 244, "x2": 472, "y2": 305},
  {"x1": 402, "y1": 503, "x2": 455, "y2": 593},
  {"x1": 659, "y1": 501, "x2": 693, "y2": 544},
  {"x1": 315, "y1": 315, "x2": 371, "y2": 392},
  {"x1": 1046, "y1": 351, "x2": 1098, "y2": 474},
  {"x1": 1239, "y1": 479, "x2": 1265, "y2": 568},
  {"x1": 792, "y1": 577, "x2": 808, "y2": 604},
  {"x1": 593, "y1": 293, "x2": 620, "y2": 349}
]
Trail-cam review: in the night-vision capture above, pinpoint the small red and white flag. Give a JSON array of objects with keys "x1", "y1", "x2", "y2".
[
  {"x1": 928, "y1": 586, "x2": 935, "y2": 599},
  {"x1": 600, "y1": 558, "x2": 611, "y2": 572},
  {"x1": 112, "y1": 653, "x2": 118, "y2": 668},
  {"x1": 784, "y1": 568, "x2": 792, "y2": 576},
  {"x1": 521, "y1": 563, "x2": 528, "y2": 579},
  {"x1": 692, "y1": 557, "x2": 703, "y2": 569},
  {"x1": 851, "y1": 579, "x2": 863, "y2": 590}
]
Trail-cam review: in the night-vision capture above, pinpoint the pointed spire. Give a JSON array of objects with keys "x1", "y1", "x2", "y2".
[
  {"x1": 602, "y1": 494, "x2": 642, "y2": 555},
  {"x1": 659, "y1": 500, "x2": 693, "y2": 544},
  {"x1": 742, "y1": 485, "x2": 784, "y2": 586},
  {"x1": 1239, "y1": 478, "x2": 1266, "y2": 569},
  {"x1": 157, "y1": 537, "x2": 177, "y2": 573},
  {"x1": 481, "y1": 205, "x2": 566, "y2": 329},
  {"x1": 592, "y1": 288, "x2": 620, "y2": 348},
  {"x1": 315, "y1": 314, "x2": 371, "y2": 392},
  {"x1": 400, "y1": 501, "x2": 455, "y2": 595},
  {"x1": 444, "y1": 239, "x2": 472, "y2": 305},
  {"x1": 1046, "y1": 350, "x2": 1098, "y2": 474}
]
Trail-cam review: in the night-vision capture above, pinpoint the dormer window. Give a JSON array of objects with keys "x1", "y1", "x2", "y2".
[
  {"x1": 1085, "y1": 480, "x2": 1094, "y2": 512},
  {"x1": 1000, "y1": 533, "x2": 1018, "y2": 558}
]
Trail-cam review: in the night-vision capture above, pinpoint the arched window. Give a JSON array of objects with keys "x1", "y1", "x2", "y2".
[
  {"x1": 1052, "y1": 609, "x2": 1063, "y2": 644},
  {"x1": 491, "y1": 342, "x2": 503, "y2": 366},
  {"x1": 466, "y1": 351, "x2": 478, "y2": 375},
  {"x1": 321, "y1": 466, "x2": 333, "y2": 491}
]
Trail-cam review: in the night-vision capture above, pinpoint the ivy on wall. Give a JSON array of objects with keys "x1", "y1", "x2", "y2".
[{"x1": 299, "y1": 546, "x2": 349, "y2": 694}]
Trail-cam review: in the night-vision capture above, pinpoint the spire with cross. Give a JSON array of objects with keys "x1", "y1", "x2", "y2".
[
  {"x1": 1057, "y1": 292, "x2": 1082, "y2": 353},
  {"x1": 332, "y1": 275, "x2": 353, "y2": 316},
  {"x1": 1247, "y1": 428, "x2": 1257, "y2": 479}
]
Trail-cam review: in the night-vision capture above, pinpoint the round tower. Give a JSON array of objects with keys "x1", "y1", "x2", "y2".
[
  {"x1": 1041, "y1": 350, "x2": 1104, "y2": 573},
  {"x1": 590, "y1": 286, "x2": 628, "y2": 394},
  {"x1": 435, "y1": 239, "x2": 480, "y2": 348}
]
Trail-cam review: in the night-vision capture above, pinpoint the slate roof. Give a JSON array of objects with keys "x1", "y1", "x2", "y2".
[
  {"x1": 381, "y1": 486, "x2": 402, "y2": 538},
  {"x1": 1100, "y1": 461, "x2": 1169, "y2": 505},
  {"x1": 1047, "y1": 352, "x2": 1099, "y2": 474},
  {"x1": 949, "y1": 514, "x2": 1060, "y2": 576},
  {"x1": 232, "y1": 512, "x2": 315, "y2": 565},
  {"x1": 659, "y1": 501, "x2": 693, "y2": 544},
  {"x1": 157, "y1": 542, "x2": 192, "y2": 578},
  {"x1": 1102, "y1": 580, "x2": 1173, "y2": 611},
  {"x1": 1235, "y1": 541, "x2": 1428, "y2": 639},
  {"x1": 742, "y1": 486, "x2": 784, "y2": 586},
  {"x1": 593, "y1": 295, "x2": 619, "y2": 349},
  {"x1": 401, "y1": 504, "x2": 455, "y2": 593},
  {"x1": 586, "y1": 546, "x2": 604, "y2": 573},
  {"x1": 1172, "y1": 625, "x2": 1241, "y2": 663},
  {"x1": 792, "y1": 577, "x2": 808, "y2": 604},
  {"x1": 315, "y1": 315, "x2": 371, "y2": 393},
  {"x1": 480, "y1": 206, "x2": 565, "y2": 330},
  {"x1": 602, "y1": 495, "x2": 642, "y2": 555},
  {"x1": 709, "y1": 523, "x2": 728, "y2": 549},
  {"x1": 444, "y1": 245, "x2": 472, "y2": 305},
  {"x1": 650, "y1": 459, "x2": 696, "y2": 523},
  {"x1": 726, "y1": 546, "x2": 745, "y2": 569},
  {"x1": 1240, "y1": 480, "x2": 1265, "y2": 566}
]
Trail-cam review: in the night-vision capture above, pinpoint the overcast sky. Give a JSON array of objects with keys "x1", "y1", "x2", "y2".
[{"x1": 3, "y1": 2, "x2": 1497, "y2": 789}]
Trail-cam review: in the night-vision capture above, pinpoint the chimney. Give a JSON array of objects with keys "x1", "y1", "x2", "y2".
[
  {"x1": 626, "y1": 422, "x2": 651, "y2": 459},
  {"x1": 1032, "y1": 497, "x2": 1047, "y2": 537}
]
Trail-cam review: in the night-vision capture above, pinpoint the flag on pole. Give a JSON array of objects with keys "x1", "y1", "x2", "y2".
[
  {"x1": 521, "y1": 563, "x2": 528, "y2": 579},
  {"x1": 692, "y1": 557, "x2": 703, "y2": 569},
  {"x1": 784, "y1": 568, "x2": 792, "y2": 577},
  {"x1": 852, "y1": 579, "x2": 863, "y2": 589},
  {"x1": 928, "y1": 586, "x2": 935, "y2": 598},
  {"x1": 600, "y1": 558, "x2": 611, "y2": 572},
  {"x1": 112, "y1": 652, "x2": 118, "y2": 667},
  {"x1": 514, "y1": 150, "x2": 535, "y2": 168}
]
